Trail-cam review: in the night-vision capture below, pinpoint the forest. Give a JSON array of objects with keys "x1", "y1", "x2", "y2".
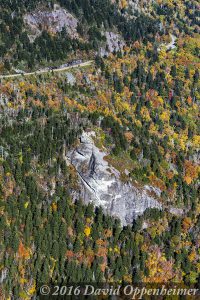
[
  {"x1": 0, "y1": 0, "x2": 166, "y2": 72},
  {"x1": 0, "y1": 103, "x2": 199, "y2": 298},
  {"x1": 0, "y1": 0, "x2": 199, "y2": 299}
]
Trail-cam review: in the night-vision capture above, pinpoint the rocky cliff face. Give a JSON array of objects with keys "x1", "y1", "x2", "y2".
[
  {"x1": 24, "y1": 5, "x2": 78, "y2": 41},
  {"x1": 68, "y1": 132, "x2": 162, "y2": 225}
]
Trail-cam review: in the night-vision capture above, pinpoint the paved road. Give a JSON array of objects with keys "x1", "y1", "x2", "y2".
[
  {"x1": 166, "y1": 34, "x2": 176, "y2": 50},
  {"x1": 0, "y1": 60, "x2": 94, "y2": 79},
  {"x1": 158, "y1": 34, "x2": 177, "y2": 52}
]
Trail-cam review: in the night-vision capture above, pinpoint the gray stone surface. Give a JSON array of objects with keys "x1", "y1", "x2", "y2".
[
  {"x1": 68, "y1": 132, "x2": 162, "y2": 225},
  {"x1": 24, "y1": 5, "x2": 78, "y2": 41}
]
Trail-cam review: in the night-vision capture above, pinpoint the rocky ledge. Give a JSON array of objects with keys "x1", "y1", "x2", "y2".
[{"x1": 68, "y1": 132, "x2": 162, "y2": 226}]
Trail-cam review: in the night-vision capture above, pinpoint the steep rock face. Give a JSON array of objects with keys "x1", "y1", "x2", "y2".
[
  {"x1": 68, "y1": 132, "x2": 162, "y2": 225},
  {"x1": 24, "y1": 5, "x2": 78, "y2": 41},
  {"x1": 105, "y1": 32, "x2": 125, "y2": 53}
]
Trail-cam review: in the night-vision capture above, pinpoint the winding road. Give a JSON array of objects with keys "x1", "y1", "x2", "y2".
[
  {"x1": 0, "y1": 34, "x2": 176, "y2": 80},
  {"x1": 158, "y1": 34, "x2": 177, "y2": 52},
  {"x1": 0, "y1": 60, "x2": 94, "y2": 80},
  {"x1": 166, "y1": 34, "x2": 177, "y2": 50}
]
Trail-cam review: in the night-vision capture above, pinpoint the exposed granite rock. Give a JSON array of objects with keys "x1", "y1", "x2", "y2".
[
  {"x1": 105, "y1": 32, "x2": 125, "y2": 53},
  {"x1": 0, "y1": 268, "x2": 8, "y2": 284},
  {"x1": 169, "y1": 207, "x2": 184, "y2": 216},
  {"x1": 24, "y1": 5, "x2": 78, "y2": 41},
  {"x1": 68, "y1": 132, "x2": 162, "y2": 226}
]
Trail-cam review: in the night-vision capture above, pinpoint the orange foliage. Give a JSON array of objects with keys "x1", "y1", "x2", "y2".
[
  {"x1": 133, "y1": 41, "x2": 141, "y2": 49},
  {"x1": 124, "y1": 131, "x2": 134, "y2": 143},
  {"x1": 66, "y1": 250, "x2": 74, "y2": 259},
  {"x1": 84, "y1": 248, "x2": 95, "y2": 266},
  {"x1": 188, "y1": 248, "x2": 196, "y2": 262},
  {"x1": 144, "y1": 247, "x2": 175, "y2": 283},
  {"x1": 100, "y1": 261, "x2": 107, "y2": 272},
  {"x1": 33, "y1": 99, "x2": 44, "y2": 107},
  {"x1": 47, "y1": 98, "x2": 60, "y2": 110},
  {"x1": 184, "y1": 160, "x2": 199, "y2": 185},
  {"x1": 166, "y1": 171, "x2": 174, "y2": 180},
  {"x1": 187, "y1": 96, "x2": 193, "y2": 105},
  {"x1": 18, "y1": 241, "x2": 30, "y2": 260},
  {"x1": 104, "y1": 229, "x2": 112, "y2": 238},
  {"x1": 97, "y1": 245, "x2": 108, "y2": 258},
  {"x1": 149, "y1": 174, "x2": 166, "y2": 191},
  {"x1": 96, "y1": 239, "x2": 107, "y2": 246},
  {"x1": 182, "y1": 217, "x2": 192, "y2": 232}
]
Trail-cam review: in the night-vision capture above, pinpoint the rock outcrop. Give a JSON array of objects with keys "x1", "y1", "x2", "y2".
[
  {"x1": 68, "y1": 132, "x2": 162, "y2": 226},
  {"x1": 24, "y1": 5, "x2": 78, "y2": 41}
]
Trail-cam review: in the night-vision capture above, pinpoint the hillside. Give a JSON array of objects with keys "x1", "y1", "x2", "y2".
[
  {"x1": 0, "y1": 0, "x2": 200, "y2": 299},
  {"x1": 2, "y1": 0, "x2": 199, "y2": 72}
]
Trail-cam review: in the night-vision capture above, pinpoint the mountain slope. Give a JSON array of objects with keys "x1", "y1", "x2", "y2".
[{"x1": 0, "y1": 0, "x2": 200, "y2": 298}]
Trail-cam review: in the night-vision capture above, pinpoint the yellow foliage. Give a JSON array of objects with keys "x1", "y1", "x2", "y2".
[
  {"x1": 86, "y1": 217, "x2": 91, "y2": 224},
  {"x1": 19, "y1": 290, "x2": 29, "y2": 299},
  {"x1": 28, "y1": 283, "x2": 36, "y2": 295},
  {"x1": 24, "y1": 202, "x2": 29, "y2": 209},
  {"x1": 179, "y1": 139, "x2": 186, "y2": 151},
  {"x1": 19, "y1": 81, "x2": 25, "y2": 88},
  {"x1": 172, "y1": 132, "x2": 178, "y2": 142},
  {"x1": 120, "y1": 0, "x2": 128, "y2": 9},
  {"x1": 7, "y1": 102, "x2": 12, "y2": 108},
  {"x1": 51, "y1": 202, "x2": 57, "y2": 212},
  {"x1": 196, "y1": 263, "x2": 200, "y2": 273},
  {"x1": 122, "y1": 102, "x2": 131, "y2": 111},
  {"x1": 188, "y1": 249, "x2": 196, "y2": 262},
  {"x1": 114, "y1": 246, "x2": 120, "y2": 254},
  {"x1": 149, "y1": 123, "x2": 158, "y2": 134},
  {"x1": 157, "y1": 96, "x2": 164, "y2": 105},
  {"x1": 84, "y1": 227, "x2": 91, "y2": 237},
  {"x1": 160, "y1": 111, "x2": 170, "y2": 122},
  {"x1": 145, "y1": 247, "x2": 174, "y2": 283},
  {"x1": 192, "y1": 135, "x2": 200, "y2": 148},
  {"x1": 159, "y1": 49, "x2": 167, "y2": 61},
  {"x1": 141, "y1": 106, "x2": 151, "y2": 122},
  {"x1": 19, "y1": 152, "x2": 23, "y2": 164},
  {"x1": 123, "y1": 274, "x2": 132, "y2": 283},
  {"x1": 184, "y1": 176, "x2": 192, "y2": 185},
  {"x1": 19, "y1": 277, "x2": 27, "y2": 284},
  {"x1": 135, "y1": 119, "x2": 142, "y2": 127}
]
